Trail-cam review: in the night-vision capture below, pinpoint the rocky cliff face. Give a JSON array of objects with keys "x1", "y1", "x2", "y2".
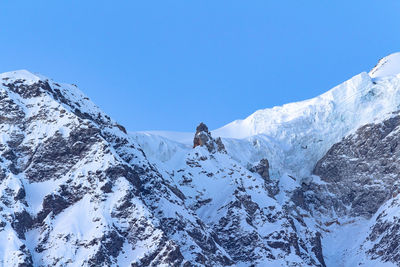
[
  {"x1": 312, "y1": 115, "x2": 400, "y2": 218},
  {"x1": 3, "y1": 53, "x2": 400, "y2": 267},
  {"x1": 294, "y1": 113, "x2": 400, "y2": 266},
  {"x1": 193, "y1": 122, "x2": 226, "y2": 153}
]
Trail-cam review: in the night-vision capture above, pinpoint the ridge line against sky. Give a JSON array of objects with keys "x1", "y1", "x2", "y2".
[{"x1": 0, "y1": 1, "x2": 400, "y2": 131}]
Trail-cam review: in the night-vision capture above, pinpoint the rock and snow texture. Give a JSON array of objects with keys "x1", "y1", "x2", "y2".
[
  {"x1": 370, "y1": 52, "x2": 400, "y2": 78},
  {"x1": 134, "y1": 123, "x2": 326, "y2": 267},
  {"x1": 0, "y1": 71, "x2": 326, "y2": 266},
  {"x1": 0, "y1": 72, "x2": 231, "y2": 266},
  {"x1": 3, "y1": 52, "x2": 400, "y2": 267},
  {"x1": 301, "y1": 114, "x2": 400, "y2": 266}
]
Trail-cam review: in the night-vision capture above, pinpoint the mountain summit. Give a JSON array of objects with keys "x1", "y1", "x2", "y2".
[{"x1": 369, "y1": 52, "x2": 400, "y2": 78}]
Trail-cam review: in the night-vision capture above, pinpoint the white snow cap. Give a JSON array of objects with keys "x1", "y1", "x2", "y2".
[
  {"x1": 369, "y1": 52, "x2": 400, "y2": 78},
  {"x1": 0, "y1": 69, "x2": 48, "y2": 84}
]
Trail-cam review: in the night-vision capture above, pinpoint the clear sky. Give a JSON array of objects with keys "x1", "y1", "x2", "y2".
[{"x1": 1, "y1": 1, "x2": 400, "y2": 132}]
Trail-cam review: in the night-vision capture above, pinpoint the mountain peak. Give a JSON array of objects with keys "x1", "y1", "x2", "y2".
[
  {"x1": 0, "y1": 69, "x2": 47, "y2": 84},
  {"x1": 193, "y1": 122, "x2": 226, "y2": 153},
  {"x1": 369, "y1": 52, "x2": 400, "y2": 78}
]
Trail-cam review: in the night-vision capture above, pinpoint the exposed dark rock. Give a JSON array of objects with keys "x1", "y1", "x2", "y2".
[
  {"x1": 12, "y1": 211, "x2": 33, "y2": 239},
  {"x1": 88, "y1": 231, "x2": 124, "y2": 266},
  {"x1": 165, "y1": 183, "x2": 186, "y2": 201},
  {"x1": 100, "y1": 181, "x2": 113, "y2": 193},
  {"x1": 131, "y1": 239, "x2": 184, "y2": 267},
  {"x1": 249, "y1": 158, "x2": 270, "y2": 182},
  {"x1": 36, "y1": 194, "x2": 70, "y2": 223},
  {"x1": 311, "y1": 232, "x2": 326, "y2": 267},
  {"x1": 25, "y1": 126, "x2": 101, "y2": 182},
  {"x1": 291, "y1": 188, "x2": 307, "y2": 211},
  {"x1": 115, "y1": 123, "x2": 127, "y2": 134},
  {"x1": 362, "y1": 197, "x2": 400, "y2": 264},
  {"x1": 193, "y1": 122, "x2": 226, "y2": 153},
  {"x1": 215, "y1": 137, "x2": 225, "y2": 152},
  {"x1": 311, "y1": 115, "x2": 400, "y2": 218},
  {"x1": 16, "y1": 244, "x2": 34, "y2": 267},
  {"x1": 3, "y1": 80, "x2": 45, "y2": 99},
  {"x1": 193, "y1": 123, "x2": 211, "y2": 149},
  {"x1": 14, "y1": 187, "x2": 26, "y2": 201},
  {"x1": 105, "y1": 164, "x2": 141, "y2": 193}
]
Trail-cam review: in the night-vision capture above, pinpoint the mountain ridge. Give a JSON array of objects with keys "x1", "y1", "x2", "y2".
[{"x1": 2, "y1": 53, "x2": 400, "y2": 266}]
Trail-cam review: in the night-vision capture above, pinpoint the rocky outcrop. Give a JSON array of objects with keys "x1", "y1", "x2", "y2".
[
  {"x1": 249, "y1": 158, "x2": 270, "y2": 182},
  {"x1": 193, "y1": 122, "x2": 226, "y2": 153},
  {"x1": 193, "y1": 122, "x2": 209, "y2": 148}
]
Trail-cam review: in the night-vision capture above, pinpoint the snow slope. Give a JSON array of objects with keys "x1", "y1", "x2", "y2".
[
  {"x1": 216, "y1": 72, "x2": 400, "y2": 177},
  {"x1": 369, "y1": 52, "x2": 400, "y2": 78}
]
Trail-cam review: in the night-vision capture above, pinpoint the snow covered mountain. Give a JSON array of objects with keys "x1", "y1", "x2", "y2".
[{"x1": 2, "y1": 52, "x2": 400, "y2": 266}]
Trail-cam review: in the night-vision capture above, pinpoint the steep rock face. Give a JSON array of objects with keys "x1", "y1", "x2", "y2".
[
  {"x1": 287, "y1": 113, "x2": 400, "y2": 266},
  {"x1": 312, "y1": 115, "x2": 400, "y2": 218},
  {"x1": 249, "y1": 158, "x2": 270, "y2": 182},
  {"x1": 364, "y1": 195, "x2": 400, "y2": 264},
  {"x1": 193, "y1": 122, "x2": 226, "y2": 153}
]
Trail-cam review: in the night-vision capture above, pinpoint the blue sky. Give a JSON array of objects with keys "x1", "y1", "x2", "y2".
[{"x1": 1, "y1": 1, "x2": 400, "y2": 131}]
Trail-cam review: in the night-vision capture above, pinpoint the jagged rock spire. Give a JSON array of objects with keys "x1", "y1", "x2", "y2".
[{"x1": 193, "y1": 122, "x2": 226, "y2": 153}]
